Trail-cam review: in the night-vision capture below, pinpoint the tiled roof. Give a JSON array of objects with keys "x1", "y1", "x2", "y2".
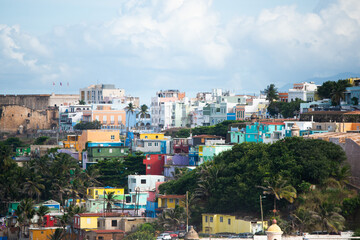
[
  {"x1": 158, "y1": 195, "x2": 186, "y2": 199},
  {"x1": 77, "y1": 213, "x2": 122, "y2": 217},
  {"x1": 91, "y1": 230, "x2": 125, "y2": 233},
  {"x1": 192, "y1": 135, "x2": 223, "y2": 138}
]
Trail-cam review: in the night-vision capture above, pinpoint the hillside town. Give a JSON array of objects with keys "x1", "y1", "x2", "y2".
[{"x1": 0, "y1": 78, "x2": 360, "y2": 240}]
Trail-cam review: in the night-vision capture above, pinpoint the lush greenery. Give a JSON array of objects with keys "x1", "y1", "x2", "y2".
[
  {"x1": 267, "y1": 98, "x2": 305, "y2": 118},
  {"x1": 74, "y1": 120, "x2": 102, "y2": 130},
  {"x1": 88, "y1": 152, "x2": 145, "y2": 188},
  {"x1": 317, "y1": 80, "x2": 352, "y2": 106},
  {"x1": 0, "y1": 144, "x2": 99, "y2": 214},
  {"x1": 164, "y1": 120, "x2": 244, "y2": 138},
  {"x1": 159, "y1": 137, "x2": 357, "y2": 232},
  {"x1": 264, "y1": 84, "x2": 279, "y2": 102}
]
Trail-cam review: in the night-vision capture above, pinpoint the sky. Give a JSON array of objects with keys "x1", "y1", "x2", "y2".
[{"x1": 1, "y1": 0, "x2": 360, "y2": 104}]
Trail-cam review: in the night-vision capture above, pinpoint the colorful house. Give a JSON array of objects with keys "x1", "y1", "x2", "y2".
[
  {"x1": 198, "y1": 145, "x2": 232, "y2": 164},
  {"x1": 202, "y1": 213, "x2": 268, "y2": 234},
  {"x1": 87, "y1": 187, "x2": 125, "y2": 200},
  {"x1": 78, "y1": 129, "x2": 121, "y2": 160},
  {"x1": 82, "y1": 105, "x2": 126, "y2": 129},
  {"x1": 74, "y1": 213, "x2": 122, "y2": 231},
  {"x1": 29, "y1": 227, "x2": 62, "y2": 240},
  {"x1": 158, "y1": 195, "x2": 185, "y2": 209},
  {"x1": 15, "y1": 147, "x2": 31, "y2": 157},
  {"x1": 143, "y1": 154, "x2": 165, "y2": 175},
  {"x1": 62, "y1": 135, "x2": 80, "y2": 150},
  {"x1": 83, "y1": 142, "x2": 129, "y2": 168},
  {"x1": 139, "y1": 133, "x2": 165, "y2": 140},
  {"x1": 128, "y1": 175, "x2": 165, "y2": 192}
]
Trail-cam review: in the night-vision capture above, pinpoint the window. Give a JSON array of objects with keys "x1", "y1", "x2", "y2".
[
  {"x1": 158, "y1": 155, "x2": 162, "y2": 160},
  {"x1": 109, "y1": 149, "x2": 113, "y2": 153},
  {"x1": 97, "y1": 149, "x2": 101, "y2": 153},
  {"x1": 148, "y1": 143, "x2": 152, "y2": 146},
  {"x1": 121, "y1": 149, "x2": 124, "y2": 153},
  {"x1": 210, "y1": 217, "x2": 213, "y2": 222},
  {"x1": 205, "y1": 216, "x2": 208, "y2": 222},
  {"x1": 169, "y1": 199, "x2": 174, "y2": 203},
  {"x1": 228, "y1": 219, "x2": 231, "y2": 225},
  {"x1": 147, "y1": 165, "x2": 151, "y2": 169},
  {"x1": 141, "y1": 179, "x2": 146, "y2": 184},
  {"x1": 87, "y1": 218, "x2": 91, "y2": 224},
  {"x1": 95, "y1": 190, "x2": 98, "y2": 195},
  {"x1": 111, "y1": 135, "x2": 115, "y2": 140},
  {"x1": 98, "y1": 237, "x2": 104, "y2": 240},
  {"x1": 156, "y1": 135, "x2": 159, "y2": 139},
  {"x1": 220, "y1": 217, "x2": 223, "y2": 222},
  {"x1": 155, "y1": 142, "x2": 159, "y2": 146},
  {"x1": 112, "y1": 220, "x2": 117, "y2": 227}
]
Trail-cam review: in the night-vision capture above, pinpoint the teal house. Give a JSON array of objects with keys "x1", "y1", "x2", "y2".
[
  {"x1": 198, "y1": 145, "x2": 233, "y2": 164},
  {"x1": 229, "y1": 122, "x2": 285, "y2": 144}
]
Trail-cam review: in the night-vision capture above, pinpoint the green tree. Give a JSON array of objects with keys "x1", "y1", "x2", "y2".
[
  {"x1": 78, "y1": 100, "x2": 86, "y2": 105},
  {"x1": 47, "y1": 228, "x2": 65, "y2": 240},
  {"x1": 34, "y1": 136, "x2": 49, "y2": 145},
  {"x1": 104, "y1": 191, "x2": 117, "y2": 212},
  {"x1": 264, "y1": 84, "x2": 279, "y2": 102},
  {"x1": 15, "y1": 198, "x2": 36, "y2": 239},
  {"x1": 317, "y1": 81, "x2": 337, "y2": 99},
  {"x1": 125, "y1": 103, "x2": 135, "y2": 130},
  {"x1": 139, "y1": 104, "x2": 149, "y2": 127},
  {"x1": 36, "y1": 205, "x2": 50, "y2": 227},
  {"x1": 259, "y1": 175, "x2": 297, "y2": 215},
  {"x1": 158, "y1": 205, "x2": 186, "y2": 231},
  {"x1": 74, "y1": 120, "x2": 102, "y2": 130}
]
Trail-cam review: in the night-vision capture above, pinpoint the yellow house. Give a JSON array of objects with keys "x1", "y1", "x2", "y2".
[
  {"x1": 158, "y1": 195, "x2": 185, "y2": 209},
  {"x1": 87, "y1": 187, "x2": 125, "y2": 199},
  {"x1": 140, "y1": 133, "x2": 165, "y2": 140},
  {"x1": 202, "y1": 214, "x2": 268, "y2": 234},
  {"x1": 74, "y1": 213, "x2": 122, "y2": 230},
  {"x1": 29, "y1": 227, "x2": 60, "y2": 240},
  {"x1": 63, "y1": 135, "x2": 80, "y2": 151},
  {"x1": 78, "y1": 129, "x2": 121, "y2": 160}
]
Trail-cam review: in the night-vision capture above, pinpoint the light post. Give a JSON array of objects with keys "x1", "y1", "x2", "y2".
[{"x1": 260, "y1": 195, "x2": 266, "y2": 234}]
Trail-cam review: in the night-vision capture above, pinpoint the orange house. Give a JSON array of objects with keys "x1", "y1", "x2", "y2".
[
  {"x1": 82, "y1": 105, "x2": 126, "y2": 128},
  {"x1": 78, "y1": 129, "x2": 121, "y2": 160}
]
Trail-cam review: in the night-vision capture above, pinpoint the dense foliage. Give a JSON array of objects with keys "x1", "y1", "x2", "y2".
[
  {"x1": 317, "y1": 80, "x2": 352, "y2": 106},
  {"x1": 0, "y1": 143, "x2": 99, "y2": 214},
  {"x1": 268, "y1": 98, "x2": 305, "y2": 118},
  {"x1": 159, "y1": 137, "x2": 353, "y2": 231},
  {"x1": 264, "y1": 84, "x2": 279, "y2": 102},
  {"x1": 164, "y1": 120, "x2": 243, "y2": 138},
  {"x1": 74, "y1": 120, "x2": 102, "y2": 130},
  {"x1": 88, "y1": 152, "x2": 145, "y2": 188}
]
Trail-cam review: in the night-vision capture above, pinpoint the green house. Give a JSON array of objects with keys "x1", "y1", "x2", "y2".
[
  {"x1": 84, "y1": 142, "x2": 129, "y2": 168},
  {"x1": 15, "y1": 147, "x2": 31, "y2": 157}
]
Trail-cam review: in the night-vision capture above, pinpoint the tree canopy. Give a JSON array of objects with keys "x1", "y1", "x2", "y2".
[
  {"x1": 264, "y1": 84, "x2": 279, "y2": 102},
  {"x1": 74, "y1": 120, "x2": 102, "y2": 130},
  {"x1": 317, "y1": 80, "x2": 352, "y2": 106}
]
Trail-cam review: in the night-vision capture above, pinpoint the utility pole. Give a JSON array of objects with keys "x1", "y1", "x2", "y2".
[
  {"x1": 260, "y1": 195, "x2": 264, "y2": 234},
  {"x1": 186, "y1": 191, "x2": 189, "y2": 232}
]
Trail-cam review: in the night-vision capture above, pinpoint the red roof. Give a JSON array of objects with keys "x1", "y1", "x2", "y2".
[
  {"x1": 91, "y1": 230, "x2": 125, "y2": 233},
  {"x1": 192, "y1": 135, "x2": 223, "y2": 139},
  {"x1": 260, "y1": 122, "x2": 284, "y2": 125},
  {"x1": 158, "y1": 195, "x2": 186, "y2": 199},
  {"x1": 77, "y1": 213, "x2": 122, "y2": 217}
]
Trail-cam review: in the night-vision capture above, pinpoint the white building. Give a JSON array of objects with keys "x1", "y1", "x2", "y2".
[
  {"x1": 128, "y1": 175, "x2": 165, "y2": 192},
  {"x1": 151, "y1": 90, "x2": 186, "y2": 129},
  {"x1": 80, "y1": 84, "x2": 125, "y2": 104},
  {"x1": 288, "y1": 82, "x2": 317, "y2": 102}
]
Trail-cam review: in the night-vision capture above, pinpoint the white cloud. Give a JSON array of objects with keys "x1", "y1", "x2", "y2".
[{"x1": 1, "y1": 0, "x2": 360, "y2": 99}]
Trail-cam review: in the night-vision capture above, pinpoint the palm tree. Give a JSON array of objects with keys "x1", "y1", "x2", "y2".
[
  {"x1": 36, "y1": 205, "x2": 50, "y2": 227},
  {"x1": 104, "y1": 191, "x2": 117, "y2": 212},
  {"x1": 264, "y1": 84, "x2": 279, "y2": 102},
  {"x1": 125, "y1": 103, "x2": 135, "y2": 130},
  {"x1": 139, "y1": 104, "x2": 148, "y2": 129},
  {"x1": 15, "y1": 198, "x2": 36, "y2": 239},
  {"x1": 22, "y1": 174, "x2": 45, "y2": 203},
  {"x1": 158, "y1": 205, "x2": 186, "y2": 231},
  {"x1": 259, "y1": 175, "x2": 297, "y2": 215},
  {"x1": 47, "y1": 228, "x2": 65, "y2": 240},
  {"x1": 194, "y1": 163, "x2": 219, "y2": 205},
  {"x1": 310, "y1": 202, "x2": 345, "y2": 233}
]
